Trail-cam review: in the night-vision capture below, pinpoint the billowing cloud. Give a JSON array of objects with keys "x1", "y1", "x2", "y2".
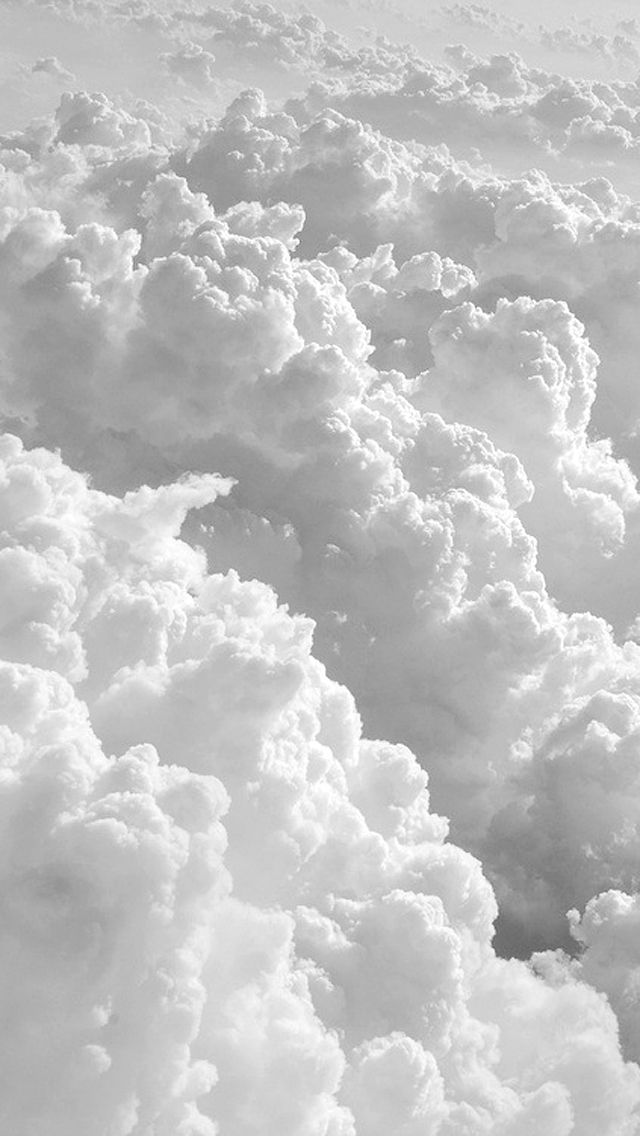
[
  {"x1": 0, "y1": 433, "x2": 638, "y2": 1134},
  {"x1": 539, "y1": 25, "x2": 640, "y2": 69},
  {"x1": 160, "y1": 42, "x2": 217, "y2": 89},
  {"x1": 568, "y1": 891, "x2": 640, "y2": 1063},
  {"x1": 441, "y1": 3, "x2": 526, "y2": 36},
  {"x1": 2, "y1": 2, "x2": 640, "y2": 1127},
  {"x1": 417, "y1": 294, "x2": 639, "y2": 615},
  {"x1": 1, "y1": 101, "x2": 640, "y2": 963}
]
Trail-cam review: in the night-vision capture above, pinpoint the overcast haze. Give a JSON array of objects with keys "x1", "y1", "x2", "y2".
[{"x1": 2, "y1": 0, "x2": 640, "y2": 1133}]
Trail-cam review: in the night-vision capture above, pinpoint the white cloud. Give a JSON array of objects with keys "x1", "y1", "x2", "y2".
[
  {"x1": 441, "y1": 2, "x2": 526, "y2": 36},
  {"x1": 417, "y1": 294, "x2": 639, "y2": 615},
  {"x1": 160, "y1": 42, "x2": 217, "y2": 89},
  {"x1": 1, "y1": 111, "x2": 640, "y2": 968},
  {"x1": 32, "y1": 55, "x2": 76, "y2": 83},
  {"x1": 568, "y1": 891, "x2": 640, "y2": 1062},
  {"x1": 539, "y1": 25, "x2": 640, "y2": 69},
  {"x1": 2, "y1": 5, "x2": 640, "y2": 1125},
  {"x1": 0, "y1": 433, "x2": 637, "y2": 1133}
]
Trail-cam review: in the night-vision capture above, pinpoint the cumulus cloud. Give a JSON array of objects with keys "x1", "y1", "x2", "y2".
[
  {"x1": 416, "y1": 294, "x2": 639, "y2": 615},
  {"x1": 177, "y1": 1, "x2": 420, "y2": 86},
  {"x1": 279, "y1": 42, "x2": 640, "y2": 193},
  {"x1": 0, "y1": 433, "x2": 638, "y2": 1134},
  {"x1": 441, "y1": 3, "x2": 526, "y2": 38},
  {"x1": 160, "y1": 42, "x2": 217, "y2": 89},
  {"x1": 3, "y1": 2, "x2": 640, "y2": 1126},
  {"x1": 568, "y1": 891, "x2": 640, "y2": 1062},
  {"x1": 2, "y1": 97, "x2": 640, "y2": 963},
  {"x1": 539, "y1": 26, "x2": 640, "y2": 69}
]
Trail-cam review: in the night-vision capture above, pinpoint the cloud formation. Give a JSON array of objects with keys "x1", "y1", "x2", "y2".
[
  {"x1": 160, "y1": 42, "x2": 218, "y2": 89},
  {"x1": 2, "y1": 2, "x2": 640, "y2": 1128},
  {"x1": 0, "y1": 433, "x2": 638, "y2": 1134},
  {"x1": 32, "y1": 56, "x2": 76, "y2": 83},
  {"x1": 2, "y1": 90, "x2": 640, "y2": 962}
]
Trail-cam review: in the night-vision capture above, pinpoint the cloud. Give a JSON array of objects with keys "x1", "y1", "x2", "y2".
[
  {"x1": 539, "y1": 26, "x2": 640, "y2": 69},
  {"x1": 441, "y1": 3, "x2": 526, "y2": 38},
  {"x1": 160, "y1": 42, "x2": 217, "y2": 89},
  {"x1": 417, "y1": 294, "x2": 639, "y2": 615},
  {"x1": 32, "y1": 55, "x2": 76, "y2": 83},
  {"x1": 0, "y1": 432, "x2": 637, "y2": 1133},
  {"x1": 177, "y1": 0, "x2": 420, "y2": 86},
  {"x1": 322, "y1": 242, "x2": 477, "y2": 377},
  {"x1": 189, "y1": 2, "x2": 339, "y2": 73},
  {"x1": 3, "y1": 103, "x2": 640, "y2": 970},
  {"x1": 2, "y1": 9, "x2": 640, "y2": 1119},
  {"x1": 483, "y1": 683, "x2": 640, "y2": 949},
  {"x1": 568, "y1": 891, "x2": 640, "y2": 1062},
  {"x1": 281, "y1": 43, "x2": 640, "y2": 195}
]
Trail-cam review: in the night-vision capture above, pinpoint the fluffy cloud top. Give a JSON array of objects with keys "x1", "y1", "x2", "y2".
[
  {"x1": 2, "y1": 92, "x2": 640, "y2": 963},
  {"x1": 2, "y1": 2, "x2": 640, "y2": 1131},
  {"x1": 0, "y1": 433, "x2": 638, "y2": 1135},
  {"x1": 160, "y1": 42, "x2": 218, "y2": 89}
]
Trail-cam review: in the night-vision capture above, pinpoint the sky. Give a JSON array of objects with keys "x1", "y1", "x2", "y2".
[{"x1": 3, "y1": 1, "x2": 640, "y2": 1134}]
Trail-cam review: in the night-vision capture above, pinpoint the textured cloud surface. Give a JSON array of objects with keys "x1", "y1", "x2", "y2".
[
  {"x1": 2, "y1": 1, "x2": 640, "y2": 1132},
  {"x1": 1, "y1": 434, "x2": 639, "y2": 1135}
]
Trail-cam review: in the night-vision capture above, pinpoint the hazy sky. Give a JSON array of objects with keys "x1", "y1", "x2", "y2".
[{"x1": 2, "y1": 2, "x2": 640, "y2": 1134}]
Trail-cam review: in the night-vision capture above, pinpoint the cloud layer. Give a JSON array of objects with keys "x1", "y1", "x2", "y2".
[
  {"x1": 2, "y1": 1, "x2": 640, "y2": 1131},
  {"x1": 1, "y1": 433, "x2": 639, "y2": 1134}
]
